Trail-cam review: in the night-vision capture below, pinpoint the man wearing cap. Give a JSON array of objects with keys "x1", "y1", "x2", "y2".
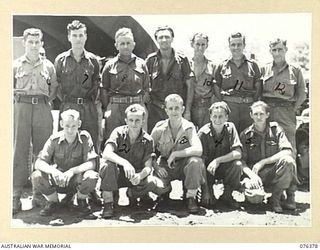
[
  {"x1": 151, "y1": 94, "x2": 205, "y2": 214},
  {"x1": 198, "y1": 101, "x2": 243, "y2": 209},
  {"x1": 55, "y1": 20, "x2": 100, "y2": 152},
  {"x1": 146, "y1": 26, "x2": 195, "y2": 132},
  {"x1": 240, "y1": 101, "x2": 298, "y2": 213},
  {"x1": 214, "y1": 32, "x2": 262, "y2": 133},
  {"x1": 261, "y1": 38, "x2": 306, "y2": 157},
  {"x1": 13, "y1": 28, "x2": 58, "y2": 215},
  {"x1": 31, "y1": 109, "x2": 99, "y2": 216},
  {"x1": 99, "y1": 104, "x2": 169, "y2": 219},
  {"x1": 100, "y1": 27, "x2": 149, "y2": 140}
]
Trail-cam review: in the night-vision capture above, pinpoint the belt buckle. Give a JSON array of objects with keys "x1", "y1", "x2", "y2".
[
  {"x1": 129, "y1": 97, "x2": 134, "y2": 103},
  {"x1": 77, "y1": 98, "x2": 84, "y2": 105},
  {"x1": 31, "y1": 97, "x2": 39, "y2": 104},
  {"x1": 243, "y1": 97, "x2": 250, "y2": 103}
]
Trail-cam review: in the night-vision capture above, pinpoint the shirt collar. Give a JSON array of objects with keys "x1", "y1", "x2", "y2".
[
  {"x1": 58, "y1": 131, "x2": 83, "y2": 144},
  {"x1": 162, "y1": 118, "x2": 193, "y2": 132},
  {"x1": 21, "y1": 54, "x2": 43, "y2": 66},
  {"x1": 272, "y1": 61, "x2": 289, "y2": 73},
  {"x1": 116, "y1": 53, "x2": 137, "y2": 64},
  {"x1": 227, "y1": 54, "x2": 248, "y2": 65},
  {"x1": 66, "y1": 49, "x2": 90, "y2": 60}
]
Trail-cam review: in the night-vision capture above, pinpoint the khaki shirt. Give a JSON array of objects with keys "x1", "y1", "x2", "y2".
[
  {"x1": 239, "y1": 122, "x2": 292, "y2": 167},
  {"x1": 13, "y1": 55, "x2": 58, "y2": 96},
  {"x1": 55, "y1": 49, "x2": 100, "y2": 100},
  {"x1": 101, "y1": 54, "x2": 149, "y2": 97},
  {"x1": 214, "y1": 56, "x2": 261, "y2": 98},
  {"x1": 38, "y1": 130, "x2": 98, "y2": 172},
  {"x1": 262, "y1": 62, "x2": 306, "y2": 102},
  {"x1": 151, "y1": 118, "x2": 198, "y2": 159},
  {"x1": 189, "y1": 57, "x2": 216, "y2": 99},
  {"x1": 106, "y1": 125, "x2": 153, "y2": 172}
]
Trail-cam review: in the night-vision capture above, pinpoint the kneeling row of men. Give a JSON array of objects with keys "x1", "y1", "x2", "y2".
[{"x1": 30, "y1": 94, "x2": 298, "y2": 219}]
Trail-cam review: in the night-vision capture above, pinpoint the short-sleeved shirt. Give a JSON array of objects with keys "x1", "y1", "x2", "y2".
[
  {"x1": 214, "y1": 56, "x2": 261, "y2": 98},
  {"x1": 261, "y1": 61, "x2": 306, "y2": 102},
  {"x1": 13, "y1": 55, "x2": 58, "y2": 96},
  {"x1": 106, "y1": 125, "x2": 153, "y2": 172},
  {"x1": 146, "y1": 49, "x2": 194, "y2": 102},
  {"x1": 151, "y1": 118, "x2": 198, "y2": 159},
  {"x1": 198, "y1": 122, "x2": 242, "y2": 165},
  {"x1": 38, "y1": 130, "x2": 98, "y2": 172},
  {"x1": 189, "y1": 57, "x2": 216, "y2": 99},
  {"x1": 101, "y1": 54, "x2": 149, "y2": 97},
  {"x1": 239, "y1": 122, "x2": 293, "y2": 167},
  {"x1": 54, "y1": 49, "x2": 100, "y2": 100}
]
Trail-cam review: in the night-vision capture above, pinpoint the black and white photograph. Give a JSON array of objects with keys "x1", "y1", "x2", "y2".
[{"x1": 10, "y1": 12, "x2": 311, "y2": 229}]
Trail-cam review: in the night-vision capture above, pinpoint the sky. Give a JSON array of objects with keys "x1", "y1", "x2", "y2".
[{"x1": 133, "y1": 13, "x2": 311, "y2": 65}]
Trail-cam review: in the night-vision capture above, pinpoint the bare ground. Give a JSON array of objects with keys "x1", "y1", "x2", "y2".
[{"x1": 12, "y1": 181, "x2": 311, "y2": 228}]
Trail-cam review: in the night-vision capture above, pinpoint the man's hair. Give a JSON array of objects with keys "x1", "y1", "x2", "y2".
[
  {"x1": 250, "y1": 101, "x2": 270, "y2": 113},
  {"x1": 154, "y1": 25, "x2": 175, "y2": 39},
  {"x1": 209, "y1": 101, "x2": 231, "y2": 116},
  {"x1": 115, "y1": 27, "x2": 134, "y2": 41},
  {"x1": 23, "y1": 28, "x2": 43, "y2": 41},
  {"x1": 228, "y1": 32, "x2": 246, "y2": 45},
  {"x1": 190, "y1": 32, "x2": 209, "y2": 44},
  {"x1": 61, "y1": 109, "x2": 80, "y2": 121},
  {"x1": 269, "y1": 38, "x2": 287, "y2": 48},
  {"x1": 125, "y1": 104, "x2": 146, "y2": 118},
  {"x1": 67, "y1": 20, "x2": 87, "y2": 35},
  {"x1": 164, "y1": 94, "x2": 184, "y2": 107}
]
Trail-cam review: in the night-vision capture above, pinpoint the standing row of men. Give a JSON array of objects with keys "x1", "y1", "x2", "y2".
[{"x1": 13, "y1": 19, "x2": 306, "y2": 217}]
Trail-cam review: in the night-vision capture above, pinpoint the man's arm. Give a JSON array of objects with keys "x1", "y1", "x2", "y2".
[
  {"x1": 100, "y1": 63, "x2": 111, "y2": 113},
  {"x1": 294, "y1": 68, "x2": 307, "y2": 111},
  {"x1": 213, "y1": 64, "x2": 223, "y2": 101},
  {"x1": 253, "y1": 61, "x2": 263, "y2": 101},
  {"x1": 184, "y1": 77, "x2": 195, "y2": 120}
]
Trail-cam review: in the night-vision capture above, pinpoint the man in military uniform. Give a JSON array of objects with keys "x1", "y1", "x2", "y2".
[
  {"x1": 31, "y1": 109, "x2": 99, "y2": 216},
  {"x1": 13, "y1": 28, "x2": 58, "y2": 215},
  {"x1": 100, "y1": 27, "x2": 149, "y2": 141},
  {"x1": 198, "y1": 102, "x2": 243, "y2": 209},
  {"x1": 55, "y1": 20, "x2": 100, "y2": 151},
  {"x1": 151, "y1": 94, "x2": 205, "y2": 214},
  {"x1": 261, "y1": 38, "x2": 306, "y2": 157},
  {"x1": 146, "y1": 26, "x2": 195, "y2": 132},
  {"x1": 189, "y1": 32, "x2": 218, "y2": 129},
  {"x1": 214, "y1": 32, "x2": 262, "y2": 133},
  {"x1": 240, "y1": 101, "x2": 298, "y2": 213},
  {"x1": 99, "y1": 104, "x2": 169, "y2": 219}
]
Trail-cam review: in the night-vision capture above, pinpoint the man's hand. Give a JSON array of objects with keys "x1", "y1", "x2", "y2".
[
  {"x1": 167, "y1": 152, "x2": 177, "y2": 169},
  {"x1": 207, "y1": 159, "x2": 220, "y2": 176},
  {"x1": 252, "y1": 160, "x2": 265, "y2": 175},
  {"x1": 154, "y1": 165, "x2": 168, "y2": 178},
  {"x1": 51, "y1": 168, "x2": 65, "y2": 187},
  {"x1": 122, "y1": 161, "x2": 136, "y2": 180},
  {"x1": 62, "y1": 168, "x2": 75, "y2": 187},
  {"x1": 130, "y1": 173, "x2": 141, "y2": 186},
  {"x1": 248, "y1": 173, "x2": 263, "y2": 189},
  {"x1": 183, "y1": 110, "x2": 191, "y2": 121}
]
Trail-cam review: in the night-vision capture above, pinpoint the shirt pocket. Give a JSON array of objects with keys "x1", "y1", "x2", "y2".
[
  {"x1": 15, "y1": 70, "x2": 31, "y2": 89},
  {"x1": 266, "y1": 140, "x2": 278, "y2": 156},
  {"x1": 109, "y1": 68, "x2": 124, "y2": 90},
  {"x1": 71, "y1": 150, "x2": 83, "y2": 165},
  {"x1": 157, "y1": 136, "x2": 172, "y2": 156},
  {"x1": 132, "y1": 67, "x2": 145, "y2": 86},
  {"x1": 81, "y1": 68, "x2": 94, "y2": 89}
]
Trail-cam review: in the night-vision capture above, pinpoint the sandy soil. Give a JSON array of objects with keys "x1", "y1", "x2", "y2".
[{"x1": 12, "y1": 181, "x2": 310, "y2": 228}]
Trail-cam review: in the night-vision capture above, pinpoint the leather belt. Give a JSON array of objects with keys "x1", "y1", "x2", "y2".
[
  {"x1": 264, "y1": 98, "x2": 294, "y2": 107},
  {"x1": 223, "y1": 95, "x2": 254, "y2": 104},
  {"x1": 110, "y1": 96, "x2": 142, "y2": 104},
  {"x1": 15, "y1": 95, "x2": 48, "y2": 104},
  {"x1": 64, "y1": 96, "x2": 91, "y2": 105},
  {"x1": 193, "y1": 97, "x2": 211, "y2": 107}
]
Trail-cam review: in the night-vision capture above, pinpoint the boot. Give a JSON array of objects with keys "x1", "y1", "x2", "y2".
[
  {"x1": 60, "y1": 193, "x2": 75, "y2": 208},
  {"x1": 271, "y1": 190, "x2": 283, "y2": 213},
  {"x1": 126, "y1": 188, "x2": 138, "y2": 208},
  {"x1": 39, "y1": 201, "x2": 60, "y2": 216},
  {"x1": 220, "y1": 186, "x2": 240, "y2": 209},
  {"x1": 12, "y1": 196, "x2": 22, "y2": 215},
  {"x1": 32, "y1": 191, "x2": 46, "y2": 208},
  {"x1": 77, "y1": 198, "x2": 91, "y2": 216},
  {"x1": 186, "y1": 197, "x2": 200, "y2": 214},
  {"x1": 102, "y1": 202, "x2": 114, "y2": 219},
  {"x1": 283, "y1": 188, "x2": 296, "y2": 210}
]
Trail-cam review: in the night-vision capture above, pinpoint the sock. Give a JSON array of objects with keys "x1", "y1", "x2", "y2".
[
  {"x1": 77, "y1": 191, "x2": 88, "y2": 200},
  {"x1": 186, "y1": 189, "x2": 198, "y2": 198},
  {"x1": 102, "y1": 191, "x2": 114, "y2": 203}
]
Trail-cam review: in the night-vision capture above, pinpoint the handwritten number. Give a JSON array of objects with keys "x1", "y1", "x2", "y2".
[
  {"x1": 119, "y1": 143, "x2": 130, "y2": 153},
  {"x1": 274, "y1": 82, "x2": 286, "y2": 95},
  {"x1": 82, "y1": 73, "x2": 89, "y2": 85},
  {"x1": 234, "y1": 79, "x2": 244, "y2": 91}
]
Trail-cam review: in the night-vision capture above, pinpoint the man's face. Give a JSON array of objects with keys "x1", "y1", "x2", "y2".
[
  {"x1": 270, "y1": 43, "x2": 287, "y2": 64},
  {"x1": 125, "y1": 113, "x2": 144, "y2": 133},
  {"x1": 250, "y1": 106, "x2": 269, "y2": 127},
  {"x1": 68, "y1": 28, "x2": 87, "y2": 50},
  {"x1": 60, "y1": 118, "x2": 81, "y2": 140},
  {"x1": 210, "y1": 108, "x2": 228, "y2": 131},
  {"x1": 229, "y1": 37, "x2": 245, "y2": 59},
  {"x1": 165, "y1": 100, "x2": 184, "y2": 120},
  {"x1": 23, "y1": 35, "x2": 43, "y2": 58},
  {"x1": 192, "y1": 37, "x2": 208, "y2": 56},
  {"x1": 156, "y1": 30, "x2": 173, "y2": 50},
  {"x1": 115, "y1": 35, "x2": 135, "y2": 57}
]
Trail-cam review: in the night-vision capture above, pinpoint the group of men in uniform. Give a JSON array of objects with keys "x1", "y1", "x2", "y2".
[{"x1": 12, "y1": 19, "x2": 306, "y2": 219}]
